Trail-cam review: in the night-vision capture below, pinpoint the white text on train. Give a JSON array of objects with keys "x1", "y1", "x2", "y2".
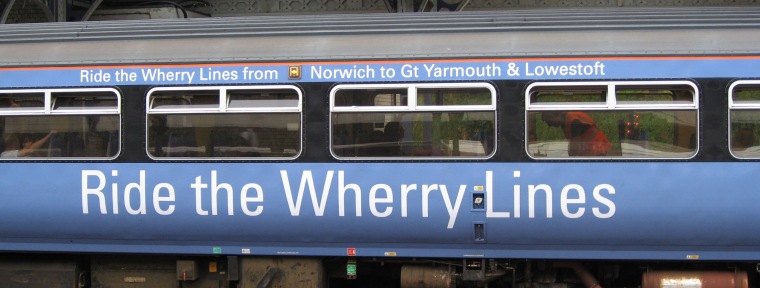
[
  {"x1": 141, "y1": 68, "x2": 196, "y2": 83},
  {"x1": 422, "y1": 63, "x2": 501, "y2": 78},
  {"x1": 82, "y1": 170, "x2": 177, "y2": 215},
  {"x1": 280, "y1": 170, "x2": 617, "y2": 229},
  {"x1": 485, "y1": 171, "x2": 616, "y2": 219},
  {"x1": 310, "y1": 65, "x2": 376, "y2": 79},
  {"x1": 280, "y1": 170, "x2": 466, "y2": 229},
  {"x1": 524, "y1": 61, "x2": 606, "y2": 76},
  {"x1": 81, "y1": 169, "x2": 616, "y2": 228}
]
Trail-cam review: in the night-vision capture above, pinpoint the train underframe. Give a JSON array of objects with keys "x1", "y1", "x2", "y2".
[{"x1": 0, "y1": 254, "x2": 756, "y2": 288}]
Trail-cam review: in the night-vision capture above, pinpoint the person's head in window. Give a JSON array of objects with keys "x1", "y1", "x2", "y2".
[
  {"x1": 383, "y1": 121, "x2": 404, "y2": 142},
  {"x1": 3, "y1": 135, "x2": 20, "y2": 152},
  {"x1": 1, "y1": 130, "x2": 57, "y2": 158},
  {"x1": 541, "y1": 111, "x2": 566, "y2": 128}
]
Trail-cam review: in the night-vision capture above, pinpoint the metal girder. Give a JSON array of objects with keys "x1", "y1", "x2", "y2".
[
  {"x1": 81, "y1": 0, "x2": 104, "y2": 21},
  {"x1": 0, "y1": 0, "x2": 17, "y2": 24},
  {"x1": 1, "y1": 0, "x2": 53, "y2": 24},
  {"x1": 414, "y1": 0, "x2": 469, "y2": 12}
]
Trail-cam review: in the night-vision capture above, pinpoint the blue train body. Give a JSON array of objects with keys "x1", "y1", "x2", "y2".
[{"x1": 0, "y1": 162, "x2": 756, "y2": 261}]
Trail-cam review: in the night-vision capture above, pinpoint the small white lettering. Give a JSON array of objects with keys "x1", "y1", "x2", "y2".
[{"x1": 525, "y1": 61, "x2": 606, "y2": 77}]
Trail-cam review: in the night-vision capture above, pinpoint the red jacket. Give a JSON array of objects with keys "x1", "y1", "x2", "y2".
[{"x1": 563, "y1": 112, "x2": 611, "y2": 156}]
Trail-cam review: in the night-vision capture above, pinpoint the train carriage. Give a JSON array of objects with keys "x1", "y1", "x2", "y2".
[{"x1": 0, "y1": 7, "x2": 760, "y2": 288}]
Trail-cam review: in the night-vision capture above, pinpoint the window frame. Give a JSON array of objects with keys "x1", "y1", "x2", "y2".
[
  {"x1": 525, "y1": 80, "x2": 699, "y2": 160},
  {"x1": 0, "y1": 87, "x2": 121, "y2": 161},
  {"x1": 728, "y1": 80, "x2": 760, "y2": 159},
  {"x1": 145, "y1": 85, "x2": 303, "y2": 161},
  {"x1": 329, "y1": 82, "x2": 497, "y2": 160}
]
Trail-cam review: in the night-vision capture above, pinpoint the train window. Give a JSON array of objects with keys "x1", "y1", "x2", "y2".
[
  {"x1": 150, "y1": 90, "x2": 219, "y2": 110},
  {"x1": 616, "y1": 88, "x2": 695, "y2": 105},
  {"x1": 147, "y1": 86, "x2": 302, "y2": 160},
  {"x1": 729, "y1": 81, "x2": 760, "y2": 158},
  {"x1": 52, "y1": 91, "x2": 120, "y2": 111},
  {"x1": 417, "y1": 88, "x2": 493, "y2": 106},
  {"x1": 0, "y1": 92, "x2": 44, "y2": 111},
  {"x1": 0, "y1": 89, "x2": 120, "y2": 160},
  {"x1": 529, "y1": 86, "x2": 608, "y2": 106},
  {"x1": 526, "y1": 81, "x2": 698, "y2": 159},
  {"x1": 330, "y1": 83, "x2": 496, "y2": 159},
  {"x1": 227, "y1": 89, "x2": 299, "y2": 109},
  {"x1": 334, "y1": 89, "x2": 407, "y2": 107}
]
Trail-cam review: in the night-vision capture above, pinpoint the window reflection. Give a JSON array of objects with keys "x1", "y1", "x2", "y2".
[
  {"x1": 528, "y1": 110, "x2": 696, "y2": 158},
  {"x1": 330, "y1": 84, "x2": 496, "y2": 158},
  {"x1": 332, "y1": 112, "x2": 494, "y2": 157},
  {"x1": 526, "y1": 82, "x2": 698, "y2": 159},
  {"x1": 147, "y1": 87, "x2": 302, "y2": 159},
  {"x1": 0, "y1": 90, "x2": 120, "y2": 159}
]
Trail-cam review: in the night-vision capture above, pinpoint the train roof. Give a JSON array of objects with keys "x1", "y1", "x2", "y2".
[{"x1": 1, "y1": 7, "x2": 760, "y2": 66}]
